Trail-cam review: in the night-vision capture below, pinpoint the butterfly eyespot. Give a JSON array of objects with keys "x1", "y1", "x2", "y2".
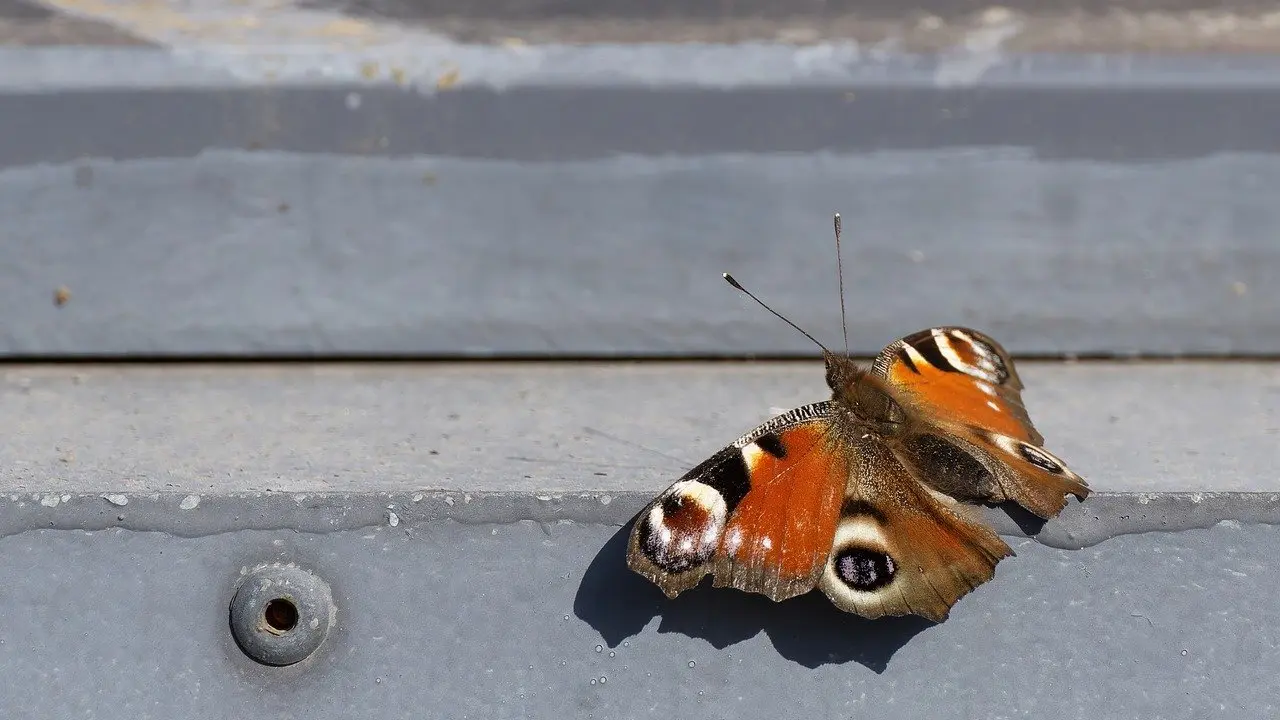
[
  {"x1": 1017, "y1": 443, "x2": 1065, "y2": 474},
  {"x1": 834, "y1": 548, "x2": 897, "y2": 592},
  {"x1": 987, "y1": 432, "x2": 1071, "y2": 476},
  {"x1": 638, "y1": 480, "x2": 727, "y2": 573}
]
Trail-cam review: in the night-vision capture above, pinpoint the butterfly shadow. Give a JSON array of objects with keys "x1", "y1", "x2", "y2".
[
  {"x1": 573, "y1": 523, "x2": 934, "y2": 673},
  {"x1": 997, "y1": 502, "x2": 1050, "y2": 537}
]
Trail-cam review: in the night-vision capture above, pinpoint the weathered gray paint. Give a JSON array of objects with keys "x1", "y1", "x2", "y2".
[
  {"x1": 1, "y1": 517, "x2": 1275, "y2": 719},
  {"x1": 3, "y1": 362, "x2": 1278, "y2": 493},
  {"x1": 3, "y1": 4, "x2": 1276, "y2": 717},
  {"x1": 5, "y1": 150, "x2": 1278, "y2": 358},
  {"x1": 1, "y1": 489, "x2": 1277, "y2": 553},
  {"x1": 3, "y1": 48, "x2": 1280, "y2": 358},
  {"x1": 310, "y1": 0, "x2": 1280, "y2": 21}
]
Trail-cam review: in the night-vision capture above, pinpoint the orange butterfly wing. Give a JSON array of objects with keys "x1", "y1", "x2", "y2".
[
  {"x1": 874, "y1": 327, "x2": 1089, "y2": 518},
  {"x1": 627, "y1": 403, "x2": 847, "y2": 602},
  {"x1": 874, "y1": 326, "x2": 1040, "y2": 443}
]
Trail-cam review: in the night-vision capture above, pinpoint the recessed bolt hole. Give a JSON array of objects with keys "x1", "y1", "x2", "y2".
[
  {"x1": 263, "y1": 598, "x2": 298, "y2": 635},
  {"x1": 231, "y1": 565, "x2": 333, "y2": 666}
]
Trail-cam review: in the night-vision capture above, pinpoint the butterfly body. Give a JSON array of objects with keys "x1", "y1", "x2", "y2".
[{"x1": 627, "y1": 326, "x2": 1089, "y2": 622}]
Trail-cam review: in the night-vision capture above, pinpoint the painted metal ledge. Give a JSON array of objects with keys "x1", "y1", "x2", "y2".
[
  {"x1": 2, "y1": 361, "x2": 1277, "y2": 718},
  {"x1": 4, "y1": 361, "x2": 1276, "y2": 494}
]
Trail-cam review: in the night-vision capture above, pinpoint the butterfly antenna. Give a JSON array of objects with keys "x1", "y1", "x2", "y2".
[
  {"x1": 834, "y1": 212, "x2": 850, "y2": 356},
  {"x1": 722, "y1": 273, "x2": 830, "y2": 354}
]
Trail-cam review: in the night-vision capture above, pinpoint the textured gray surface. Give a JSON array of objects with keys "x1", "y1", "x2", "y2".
[
  {"x1": 28, "y1": 0, "x2": 1280, "y2": 51},
  {"x1": 1, "y1": 489, "x2": 1277, "y2": 552},
  {"x1": 5, "y1": 149, "x2": 1278, "y2": 358},
  {"x1": 312, "y1": 0, "x2": 1280, "y2": 19},
  {"x1": 4, "y1": 7, "x2": 1278, "y2": 717},
  {"x1": 3, "y1": 47, "x2": 1280, "y2": 357},
  {"x1": 3, "y1": 362, "x2": 1278, "y2": 493},
  {"x1": 1, "y1": 519, "x2": 1275, "y2": 719}
]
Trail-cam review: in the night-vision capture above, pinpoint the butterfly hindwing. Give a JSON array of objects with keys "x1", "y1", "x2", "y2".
[
  {"x1": 627, "y1": 402, "x2": 847, "y2": 602},
  {"x1": 817, "y1": 435, "x2": 1013, "y2": 622},
  {"x1": 874, "y1": 326, "x2": 1089, "y2": 518},
  {"x1": 912, "y1": 420, "x2": 1090, "y2": 519}
]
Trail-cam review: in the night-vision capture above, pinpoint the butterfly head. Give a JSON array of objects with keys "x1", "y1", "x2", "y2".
[
  {"x1": 822, "y1": 350, "x2": 863, "y2": 395},
  {"x1": 823, "y1": 351, "x2": 908, "y2": 432}
]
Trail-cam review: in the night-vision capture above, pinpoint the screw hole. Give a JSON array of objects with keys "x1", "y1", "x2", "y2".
[{"x1": 262, "y1": 598, "x2": 299, "y2": 635}]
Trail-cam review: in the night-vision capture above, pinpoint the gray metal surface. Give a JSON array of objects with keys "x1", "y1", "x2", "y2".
[
  {"x1": 5, "y1": 145, "x2": 1279, "y2": 358},
  {"x1": 2, "y1": 44, "x2": 1280, "y2": 357},
  {"x1": 3, "y1": 360, "x2": 1275, "y2": 715},
  {"x1": 5, "y1": 2, "x2": 1278, "y2": 716},
  {"x1": 1, "y1": 518, "x2": 1275, "y2": 719},
  {"x1": 3, "y1": 362, "x2": 1278, "y2": 493},
  {"x1": 2, "y1": 489, "x2": 1278, "y2": 554}
]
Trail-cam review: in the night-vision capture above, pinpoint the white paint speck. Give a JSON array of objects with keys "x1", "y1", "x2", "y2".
[
  {"x1": 599, "y1": 495, "x2": 612, "y2": 506},
  {"x1": 179, "y1": 495, "x2": 201, "y2": 510},
  {"x1": 40, "y1": 495, "x2": 60, "y2": 508},
  {"x1": 103, "y1": 494, "x2": 128, "y2": 506},
  {"x1": 345, "y1": 91, "x2": 362, "y2": 110},
  {"x1": 412, "y1": 493, "x2": 424, "y2": 502},
  {"x1": 60, "y1": 494, "x2": 70, "y2": 504},
  {"x1": 388, "y1": 511, "x2": 400, "y2": 527},
  {"x1": 444, "y1": 496, "x2": 456, "y2": 506}
]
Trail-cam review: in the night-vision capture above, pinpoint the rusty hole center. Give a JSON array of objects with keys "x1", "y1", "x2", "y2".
[{"x1": 262, "y1": 598, "x2": 299, "y2": 635}]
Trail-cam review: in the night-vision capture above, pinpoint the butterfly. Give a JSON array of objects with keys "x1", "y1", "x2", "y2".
[{"x1": 625, "y1": 216, "x2": 1089, "y2": 622}]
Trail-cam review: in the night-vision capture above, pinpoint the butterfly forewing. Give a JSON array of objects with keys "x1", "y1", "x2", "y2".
[
  {"x1": 874, "y1": 326, "x2": 1040, "y2": 443},
  {"x1": 627, "y1": 403, "x2": 847, "y2": 602},
  {"x1": 709, "y1": 418, "x2": 849, "y2": 601}
]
